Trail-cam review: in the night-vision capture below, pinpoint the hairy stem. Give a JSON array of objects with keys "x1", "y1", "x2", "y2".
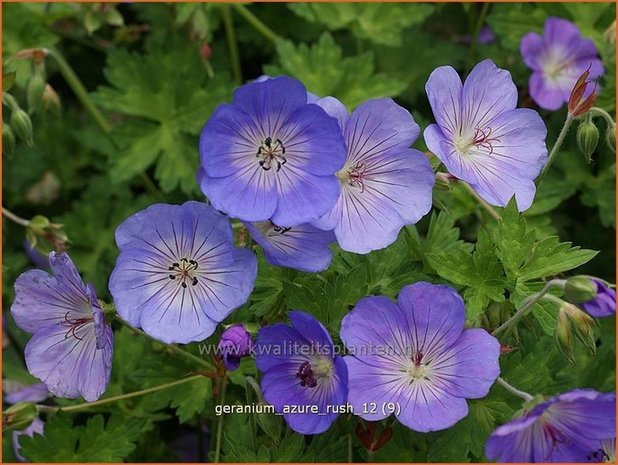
[
  {"x1": 496, "y1": 377, "x2": 534, "y2": 402},
  {"x1": 232, "y1": 4, "x2": 278, "y2": 43},
  {"x1": 538, "y1": 114, "x2": 574, "y2": 181},
  {"x1": 590, "y1": 106, "x2": 617, "y2": 128},
  {"x1": 213, "y1": 374, "x2": 228, "y2": 463},
  {"x1": 37, "y1": 375, "x2": 203, "y2": 414},
  {"x1": 222, "y1": 6, "x2": 242, "y2": 85},
  {"x1": 2, "y1": 207, "x2": 30, "y2": 227},
  {"x1": 115, "y1": 316, "x2": 215, "y2": 371},
  {"x1": 461, "y1": 182, "x2": 501, "y2": 221},
  {"x1": 492, "y1": 279, "x2": 566, "y2": 336}
]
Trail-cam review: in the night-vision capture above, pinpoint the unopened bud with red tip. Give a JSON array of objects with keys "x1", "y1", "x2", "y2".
[
  {"x1": 42, "y1": 84, "x2": 61, "y2": 114},
  {"x1": 2, "y1": 402, "x2": 38, "y2": 431},
  {"x1": 15, "y1": 48, "x2": 47, "y2": 64},
  {"x1": 200, "y1": 43, "x2": 213, "y2": 61},
  {"x1": 563, "y1": 301, "x2": 596, "y2": 354},
  {"x1": 555, "y1": 309, "x2": 575, "y2": 364},
  {"x1": 435, "y1": 172, "x2": 455, "y2": 190},
  {"x1": 567, "y1": 68, "x2": 597, "y2": 117},
  {"x1": 27, "y1": 72, "x2": 46, "y2": 114}
]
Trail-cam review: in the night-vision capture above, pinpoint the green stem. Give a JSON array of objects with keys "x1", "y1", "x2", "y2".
[
  {"x1": 232, "y1": 4, "x2": 278, "y2": 43},
  {"x1": 115, "y1": 316, "x2": 215, "y2": 371},
  {"x1": 45, "y1": 48, "x2": 162, "y2": 199},
  {"x1": 46, "y1": 48, "x2": 111, "y2": 134},
  {"x1": 492, "y1": 279, "x2": 566, "y2": 336},
  {"x1": 590, "y1": 106, "x2": 617, "y2": 128},
  {"x1": 222, "y1": 6, "x2": 242, "y2": 85},
  {"x1": 496, "y1": 377, "x2": 534, "y2": 402},
  {"x1": 538, "y1": 114, "x2": 574, "y2": 181},
  {"x1": 2, "y1": 207, "x2": 30, "y2": 227},
  {"x1": 461, "y1": 181, "x2": 501, "y2": 221},
  {"x1": 465, "y1": 2, "x2": 491, "y2": 73},
  {"x1": 213, "y1": 374, "x2": 228, "y2": 463},
  {"x1": 37, "y1": 375, "x2": 203, "y2": 414}
]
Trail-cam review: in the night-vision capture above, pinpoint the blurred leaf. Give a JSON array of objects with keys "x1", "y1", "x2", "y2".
[
  {"x1": 20, "y1": 414, "x2": 144, "y2": 462},
  {"x1": 486, "y1": 3, "x2": 546, "y2": 51},
  {"x1": 289, "y1": 3, "x2": 434, "y2": 47},
  {"x1": 264, "y1": 33, "x2": 406, "y2": 108}
]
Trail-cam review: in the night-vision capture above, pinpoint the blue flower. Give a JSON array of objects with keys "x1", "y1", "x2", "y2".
[
  {"x1": 109, "y1": 201, "x2": 257, "y2": 344},
  {"x1": 312, "y1": 97, "x2": 434, "y2": 253},
  {"x1": 255, "y1": 311, "x2": 348, "y2": 435},
  {"x1": 199, "y1": 76, "x2": 347, "y2": 226},
  {"x1": 11, "y1": 252, "x2": 113, "y2": 402},
  {"x1": 244, "y1": 220, "x2": 335, "y2": 272},
  {"x1": 218, "y1": 324, "x2": 252, "y2": 371}
]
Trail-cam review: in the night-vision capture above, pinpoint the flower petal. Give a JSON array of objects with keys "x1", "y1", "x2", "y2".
[
  {"x1": 271, "y1": 165, "x2": 341, "y2": 226},
  {"x1": 289, "y1": 311, "x2": 334, "y2": 349},
  {"x1": 529, "y1": 71, "x2": 566, "y2": 111},
  {"x1": 520, "y1": 32, "x2": 544, "y2": 70},
  {"x1": 396, "y1": 380, "x2": 469, "y2": 432},
  {"x1": 430, "y1": 328, "x2": 500, "y2": 399},
  {"x1": 397, "y1": 282, "x2": 466, "y2": 357},
  {"x1": 25, "y1": 322, "x2": 111, "y2": 401},
  {"x1": 244, "y1": 221, "x2": 334, "y2": 273},
  {"x1": 425, "y1": 65, "x2": 463, "y2": 138},
  {"x1": 461, "y1": 59, "x2": 518, "y2": 132},
  {"x1": 314, "y1": 96, "x2": 350, "y2": 131}
]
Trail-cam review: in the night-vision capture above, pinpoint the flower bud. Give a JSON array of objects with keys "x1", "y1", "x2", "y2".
[
  {"x1": 3, "y1": 124, "x2": 16, "y2": 158},
  {"x1": 555, "y1": 309, "x2": 576, "y2": 364},
  {"x1": 2, "y1": 402, "x2": 38, "y2": 431},
  {"x1": 564, "y1": 276, "x2": 598, "y2": 303},
  {"x1": 567, "y1": 68, "x2": 597, "y2": 117},
  {"x1": 42, "y1": 84, "x2": 61, "y2": 114},
  {"x1": 563, "y1": 302, "x2": 596, "y2": 355},
  {"x1": 435, "y1": 172, "x2": 453, "y2": 190},
  {"x1": 26, "y1": 215, "x2": 69, "y2": 251},
  {"x1": 27, "y1": 72, "x2": 46, "y2": 114},
  {"x1": 607, "y1": 126, "x2": 616, "y2": 153},
  {"x1": 10, "y1": 108, "x2": 34, "y2": 146},
  {"x1": 576, "y1": 119, "x2": 599, "y2": 163},
  {"x1": 217, "y1": 324, "x2": 252, "y2": 371}
]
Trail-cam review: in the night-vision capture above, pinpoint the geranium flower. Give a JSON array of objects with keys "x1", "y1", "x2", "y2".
[
  {"x1": 255, "y1": 311, "x2": 348, "y2": 435},
  {"x1": 11, "y1": 252, "x2": 113, "y2": 402},
  {"x1": 521, "y1": 17, "x2": 604, "y2": 111},
  {"x1": 109, "y1": 202, "x2": 257, "y2": 344},
  {"x1": 218, "y1": 324, "x2": 252, "y2": 371},
  {"x1": 340, "y1": 281, "x2": 500, "y2": 432},
  {"x1": 485, "y1": 390, "x2": 616, "y2": 462},
  {"x1": 581, "y1": 279, "x2": 616, "y2": 318},
  {"x1": 312, "y1": 97, "x2": 434, "y2": 253},
  {"x1": 4, "y1": 383, "x2": 49, "y2": 405},
  {"x1": 199, "y1": 76, "x2": 347, "y2": 226},
  {"x1": 244, "y1": 220, "x2": 335, "y2": 272},
  {"x1": 424, "y1": 59, "x2": 548, "y2": 211}
]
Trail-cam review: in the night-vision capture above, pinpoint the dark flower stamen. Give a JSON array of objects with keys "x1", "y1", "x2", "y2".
[
  {"x1": 61, "y1": 311, "x2": 92, "y2": 341},
  {"x1": 168, "y1": 258, "x2": 200, "y2": 288},
  {"x1": 472, "y1": 127, "x2": 500, "y2": 155},
  {"x1": 256, "y1": 137, "x2": 287, "y2": 172},
  {"x1": 347, "y1": 162, "x2": 368, "y2": 192},
  {"x1": 297, "y1": 361, "x2": 318, "y2": 388}
]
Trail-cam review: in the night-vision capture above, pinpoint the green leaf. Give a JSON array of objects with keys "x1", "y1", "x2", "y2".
[
  {"x1": 20, "y1": 414, "x2": 144, "y2": 462},
  {"x1": 517, "y1": 236, "x2": 598, "y2": 282},
  {"x1": 264, "y1": 33, "x2": 406, "y2": 108},
  {"x1": 289, "y1": 3, "x2": 434, "y2": 47},
  {"x1": 92, "y1": 43, "x2": 232, "y2": 193},
  {"x1": 427, "y1": 393, "x2": 513, "y2": 461},
  {"x1": 426, "y1": 229, "x2": 505, "y2": 319},
  {"x1": 486, "y1": 3, "x2": 547, "y2": 51},
  {"x1": 408, "y1": 211, "x2": 473, "y2": 262}
]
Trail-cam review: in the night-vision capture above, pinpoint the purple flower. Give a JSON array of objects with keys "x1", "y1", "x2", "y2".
[
  {"x1": 218, "y1": 324, "x2": 252, "y2": 371},
  {"x1": 485, "y1": 389, "x2": 616, "y2": 462},
  {"x1": 109, "y1": 202, "x2": 257, "y2": 344},
  {"x1": 581, "y1": 280, "x2": 616, "y2": 318},
  {"x1": 521, "y1": 17, "x2": 604, "y2": 111},
  {"x1": 4, "y1": 383, "x2": 49, "y2": 405},
  {"x1": 255, "y1": 311, "x2": 348, "y2": 435},
  {"x1": 462, "y1": 26, "x2": 496, "y2": 45},
  {"x1": 10, "y1": 252, "x2": 113, "y2": 402},
  {"x1": 198, "y1": 76, "x2": 347, "y2": 226},
  {"x1": 424, "y1": 59, "x2": 548, "y2": 211},
  {"x1": 340, "y1": 282, "x2": 500, "y2": 432},
  {"x1": 591, "y1": 438, "x2": 616, "y2": 463},
  {"x1": 13, "y1": 417, "x2": 45, "y2": 462},
  {"x1": 312, "y1": 97, "x2": 434, "y2": 253},
  {"x1": 244, "y1": 221, "x2": 335, "y2": 272}
]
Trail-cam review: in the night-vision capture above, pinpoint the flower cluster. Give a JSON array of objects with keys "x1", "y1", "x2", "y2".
[{"x1": 6, "y1": 13, "x2": 614, "y2": 463}]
